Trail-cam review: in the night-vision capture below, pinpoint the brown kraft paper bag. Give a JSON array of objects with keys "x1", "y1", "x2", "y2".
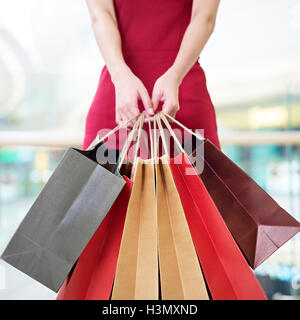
[
  {"x1": 111, "y1": 158, "x2": 158, "y2": 300},
  {"x1": 156, "y1": 156, "x2": 209, "y2": 300}
]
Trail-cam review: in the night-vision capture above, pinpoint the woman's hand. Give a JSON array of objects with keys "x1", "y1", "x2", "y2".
[
  {"x1": 151, "y1": 0, "x2": 220, "y2": 119},
  {"x1": 112, "y1": 66, "x2": 154, "y2": 125},
  {"x1": 151, "y1": 67, "x2": 182, "y2": 118}
]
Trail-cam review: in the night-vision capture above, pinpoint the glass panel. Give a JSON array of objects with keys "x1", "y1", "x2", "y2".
[
  {"x1": 0, "y1": 146, "x2": 65, "y2": 299},
  {"x1": 222, "y1": 143, "x2": 300, "y2": 299}
]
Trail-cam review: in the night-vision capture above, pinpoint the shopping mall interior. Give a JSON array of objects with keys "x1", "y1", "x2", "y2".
[{"x1": 0, "y1": 0, "x2": 300, "y2": 299}]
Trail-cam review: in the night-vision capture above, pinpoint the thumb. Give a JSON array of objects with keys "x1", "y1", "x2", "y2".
[
  {"x1": 151, "y1": 88, "x2": 163, "y2": 111},
  {"x1": 139, "y1": 88, "x2": 154, "y2": 116}
]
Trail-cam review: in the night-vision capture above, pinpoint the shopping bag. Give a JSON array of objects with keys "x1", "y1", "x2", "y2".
[
  {"x1": 156, "y1": 113, "x2": 266, "y2": 299},
  {"x1": 57, "y1": 176, "x2": 132, "y2": 300},
  {"x1": 169, "y1": 152, "x2": 267, "y2": 300},
  {"x1": 191, "y1": 139, "x2": 300, "y2": 269},
  {"x1": 111, "y1": 159, "x2": 158, "y2": 300},
  {"x1": 0, "y1": 127, "x2": 132, "y2": 291},
  {"x1": 161, "y1": 111, "x2": 300, "y2": 269},
  {"x1": 156, "y1": 155, "x2": 209, "y2": 300},
  {"x1": 57, "y1": 116, "x2": 143, "y2": 299}
]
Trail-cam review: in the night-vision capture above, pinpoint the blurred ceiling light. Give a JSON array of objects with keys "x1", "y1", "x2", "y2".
[{"x1": 249, "y1": 105, "x2": 288, "y2": 129}]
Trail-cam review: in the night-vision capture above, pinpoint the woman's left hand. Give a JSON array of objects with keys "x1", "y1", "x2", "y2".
[{"x1": 151, "y1": 67, "x2": 182, "y2": 118}]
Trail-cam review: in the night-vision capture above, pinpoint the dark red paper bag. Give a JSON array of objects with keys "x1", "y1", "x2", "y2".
[
  {"x1": 170, "y1": 153, "x2": 267, "y2": 300},
  {"x1": 56, "y1": 176, "x2": 132, "y2": 300},
  {"x1": 191, "y1": 139, "x2": 300, "y2": 269}
]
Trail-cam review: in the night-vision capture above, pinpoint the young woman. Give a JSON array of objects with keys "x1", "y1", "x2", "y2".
[
  {"x1": 57, "y1": 0, "x2": 220, "y2": 299},
  {"x1": 83, "y1": 0, "x2": 220, "y2": 151}
]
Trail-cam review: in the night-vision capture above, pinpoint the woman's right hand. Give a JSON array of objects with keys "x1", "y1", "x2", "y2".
[{"x1": 112, "y1": 66, "x2": 154, "y2": 125}]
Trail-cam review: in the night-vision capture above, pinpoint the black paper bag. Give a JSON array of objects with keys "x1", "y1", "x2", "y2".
[
  {"x1": 1, "y1": 143, "x2": 125, "y2": 292},
  {"x1": 190, "y1": 139, "x2": 300, "y2": 269}
]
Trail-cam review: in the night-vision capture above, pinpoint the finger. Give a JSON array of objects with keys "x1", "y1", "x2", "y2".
[
  {"x1": 125, "y1": 113, "x2": 134, "y2": 128},
  {"x1": 116, "y1": 111, "x2": 123, "y2": 125},
  {"x1": 118, "y1": 109, "x2": 128, "y2": 126},
  {"x1": 127, "y1": 100, "x2": 140, "y2": 127},
  {"x1": 121, "y1": 104, "x2": 138, "y2": 127},
  {"x1": 141, "y1": 111, "x2": 154, "y2": 124},
  {"x1": 139, "y1": 88, "x2": 154, "y2": 116},
  {"x1": 162, "y1": 103, "x2": 179, "y2": 121},
  {"x1": 151, "y1": 88, "x2": 163, "y2": 111},
  {"x1": 127, "y1": 103, "x2": 140, "y2": 120},
  {"x1": 120, "y1": 109, "x2": 131, "y2": 125}
]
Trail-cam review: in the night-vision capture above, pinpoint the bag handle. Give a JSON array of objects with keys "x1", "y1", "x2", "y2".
[
  {"x1": 131, "y1": 113, "x2": 145, "y2": 179},
  {"x1": 117, "y1": 115, "x2": 143, "y2": 171},
  {"x1": 148, "y1": 116, "x2": 154, "y2": 160},
  {"x1": 153, "y1": 115, "x2": 158, "y2": 160},
  {"x1": 159, "y1": 112, "x2": 185, "y2": 154},
  {"x1": 162, "y1": 111, "x2": 204, "y2": 141},
  {"x1": 86, "y1": 113, "x2": 141, "y2": 151},
  {"x1": 155, "y1": 113, "x2": 170, "y2": 159}
]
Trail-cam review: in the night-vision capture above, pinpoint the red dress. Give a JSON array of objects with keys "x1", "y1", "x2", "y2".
[
  {"x1": 57, "y1": 1, "x2": 220, "y2": 299},
  {"x1": 83, "y1": 0, "x2": 220, "y2": 151}
]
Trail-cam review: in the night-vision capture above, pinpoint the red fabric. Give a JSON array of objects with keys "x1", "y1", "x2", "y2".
[
  {"x1": 56, "y1": 177, "x2": 132, "y2": 300},
  {"x1": 170, "y1": 153, "x2": 267, "y2": 300},
  {"x1": 83, "y1": 0, "x2": 220, "y2": 151}
]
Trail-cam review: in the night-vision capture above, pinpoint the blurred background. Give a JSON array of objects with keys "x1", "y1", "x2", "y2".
[{"x1": 0, "y1": 0, "x2": 300, "y2": 299}]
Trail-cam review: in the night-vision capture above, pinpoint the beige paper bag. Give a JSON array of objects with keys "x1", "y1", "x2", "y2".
[
  {"x1": 156, "y1": 156, "x2": 209, "y2": 300},
  {"x1": 111, "y1": 158, "x2": 158, "y2": 300}
]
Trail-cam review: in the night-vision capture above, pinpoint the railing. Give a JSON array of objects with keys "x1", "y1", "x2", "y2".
[{"x1": 1, "y1": 130, "x2": 300, "y2": 146}]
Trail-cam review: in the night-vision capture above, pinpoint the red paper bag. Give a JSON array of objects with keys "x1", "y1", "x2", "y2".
[
  {"x1": 170, "y1": 153, "x2": 267, "y2": 300},
  {"x1": 57, "y1": 176, "x2": 132, "y2": 300}
]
